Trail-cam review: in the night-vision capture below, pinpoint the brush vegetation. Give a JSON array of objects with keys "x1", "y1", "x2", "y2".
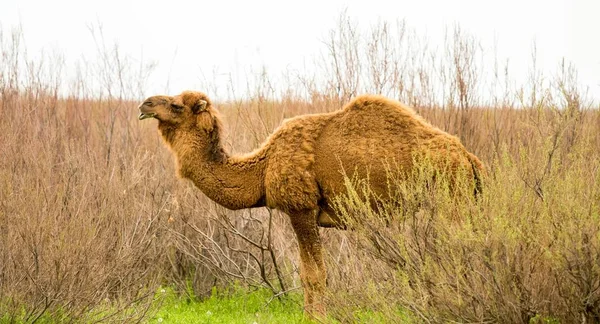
[{"x1": 1, "y1": 14, "x2": 599, "y2": 323}]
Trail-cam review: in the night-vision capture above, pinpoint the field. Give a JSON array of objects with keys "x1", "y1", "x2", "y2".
[{"x1": 1, "y1": 17, "x2": 599, "y2": 323}]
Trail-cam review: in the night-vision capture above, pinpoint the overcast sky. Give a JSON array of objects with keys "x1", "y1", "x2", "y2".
[{"x1": 1, "y1": 0, "x2": 599, "y2": 101}]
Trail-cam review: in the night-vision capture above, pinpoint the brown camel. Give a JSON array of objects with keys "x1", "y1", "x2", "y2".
[{"x1": 138, "y1": 91, "x2": 484, "y2": 317}]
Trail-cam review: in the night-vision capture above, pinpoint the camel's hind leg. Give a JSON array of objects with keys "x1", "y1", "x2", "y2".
[{"x1": 289, "y1": 209, "x2": 327, "y2": 318}]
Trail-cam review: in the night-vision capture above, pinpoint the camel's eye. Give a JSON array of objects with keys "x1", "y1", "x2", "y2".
[
  {"x1": 171, "y1": 103, "x2": 184, "y2": 111},
  {"x1": 143, "y1": 101, "x2": 153, "y2": 106}
]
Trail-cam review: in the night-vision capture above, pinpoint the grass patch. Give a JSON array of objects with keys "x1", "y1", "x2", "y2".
[
  {"x1": 149, "y1": 287, "x2": 312, "y2": 324},
  {"x1": 148, "y1": 287, "x2": 404, "y2": 324}
]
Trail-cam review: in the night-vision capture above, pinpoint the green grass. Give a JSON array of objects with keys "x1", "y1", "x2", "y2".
[
  {"x1": 148, "y1": 287, "x2": 411, "y2": 324},
  {"x1": 148, "y1": 287, "x2": 314, "y2": 324}
]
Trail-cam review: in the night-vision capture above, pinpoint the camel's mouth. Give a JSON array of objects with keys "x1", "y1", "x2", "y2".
[
  {"x1": 138, "y1": 104, "x2": 158, "y2": 120},
  {"x1": 138, "y1": 112, "x2": 157, "y2": 120}
]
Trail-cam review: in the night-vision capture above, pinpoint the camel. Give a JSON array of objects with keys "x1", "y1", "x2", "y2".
[{"x1": 138, "y1": 91, "x2": 484, "y2": 317}]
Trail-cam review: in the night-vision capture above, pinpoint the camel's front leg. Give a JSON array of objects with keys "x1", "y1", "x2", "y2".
[{"x1": 289, "y1": 209, "x2": 327, "y2": 318}]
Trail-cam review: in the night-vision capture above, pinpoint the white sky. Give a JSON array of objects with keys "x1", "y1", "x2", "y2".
[{"x1": 1, "y1": 0, "x2": 599, "y2": 101}]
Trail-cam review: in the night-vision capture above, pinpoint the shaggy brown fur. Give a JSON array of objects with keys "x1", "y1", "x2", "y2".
[{"x1": 138, "y1": 91, "x2": 484, "y2": 317}]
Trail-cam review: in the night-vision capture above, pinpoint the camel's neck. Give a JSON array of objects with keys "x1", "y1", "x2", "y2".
[{"x1": 163, "y1": 127, "x2": 267, "y2": 210}]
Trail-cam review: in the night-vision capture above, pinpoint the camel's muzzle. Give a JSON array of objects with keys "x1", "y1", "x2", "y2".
[
  {"x1": 138, "y1": 105, "x2": 157, "y2": 120},
  {"x1": 138, "y1": 112, "x2": 157, "y2": 120}
]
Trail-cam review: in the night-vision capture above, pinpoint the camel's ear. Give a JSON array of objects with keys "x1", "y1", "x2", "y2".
[{"x1": 191, "y1": 100, "x2": 208, "y2": 114}]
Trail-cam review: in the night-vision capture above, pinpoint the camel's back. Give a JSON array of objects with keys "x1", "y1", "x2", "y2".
[{"x1": 315, "y1": 94, "x2": 463, "y2": 163}]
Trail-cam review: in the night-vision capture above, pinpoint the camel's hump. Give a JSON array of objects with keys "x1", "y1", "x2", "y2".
[{"x1": 342, "y1": 94, "x2": 418, "y2": 115}]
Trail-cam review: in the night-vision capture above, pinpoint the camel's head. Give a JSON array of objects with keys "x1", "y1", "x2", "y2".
[{"x1": 138, "y1": 91, "x2": 218, "y2": 134}]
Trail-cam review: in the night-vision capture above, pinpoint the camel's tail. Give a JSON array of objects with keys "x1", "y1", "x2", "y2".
[{"x1": 467, "y1": 152, "x2": 485, "y2": 197}]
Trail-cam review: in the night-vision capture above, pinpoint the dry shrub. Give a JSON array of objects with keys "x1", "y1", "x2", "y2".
[
  {"x1": 166, "y1": 193, "x2": 298, "y2": 298},
  {"x1": 0, "y1": 26, "x2": 173, "y2": 322},
  {"x1": 0, "y1": 96, "x2": 171, "y2": 321}
]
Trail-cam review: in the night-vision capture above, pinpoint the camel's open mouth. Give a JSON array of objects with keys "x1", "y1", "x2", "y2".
[{"x1": 138, "y1": 112, "x2": 157, "y2": 120}]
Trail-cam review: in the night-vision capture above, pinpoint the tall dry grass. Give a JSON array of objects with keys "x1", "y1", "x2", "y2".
[{"x1": 1, "y1": 13, "x2": 599, "y2": 323}]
